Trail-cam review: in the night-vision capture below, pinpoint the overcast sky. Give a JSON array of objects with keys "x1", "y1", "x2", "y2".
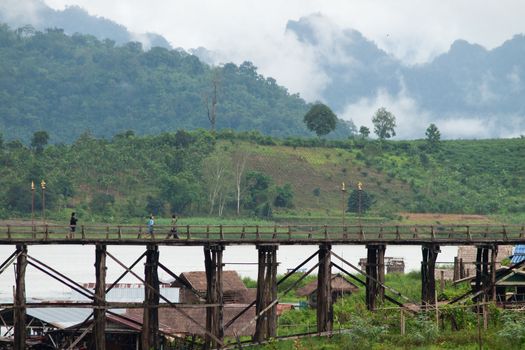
[
  {"x1": 42, "y1": 1, "x2": 525, "y2": 61},
  {"x1": 27, "y1": 1, "x2": 525, "y2": 138}
]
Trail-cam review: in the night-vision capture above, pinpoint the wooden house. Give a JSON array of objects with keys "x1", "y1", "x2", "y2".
[
  {"x1": 171, "y1": 270, "x2": 250, "y2": 304},
  {"x1": 296, "y1": 274, "x2": 359, "y2": 307}
]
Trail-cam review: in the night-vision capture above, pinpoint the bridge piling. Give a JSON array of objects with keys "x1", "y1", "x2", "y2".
[
  {"x1": 421, "y1": 244, "x2": 440, "y2": 307},
  {"x1": 254, "y1": 244, "x2": 278, "y2": 342},
  {"x1": 474, "y1": 245, "x2": 498, "y2": 302},
  {"x1": 142, "y1": 244, "x2": 160, "y2": 350},
  {"x1": 204, "y1": 244, "x2": 225, "y2": 349},
  {"x1": 14, "y1": 244, "x2": 27, "y2": 350},
  {"x1": 365, "y1": 244, "x2": 386, "y2": 310},
  {"x1": 94, "y1": 244, "x2": 107, "y2": 350},
  {"x1": 317, "y1": 244, "x2": 332, "y2": 333}
]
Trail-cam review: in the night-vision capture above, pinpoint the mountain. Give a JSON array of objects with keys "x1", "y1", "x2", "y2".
[
  {"x1": 0, "y1": 0, "x2": 171, "y2": 49},
  {"x1": 286, "y1": 14, "x2": 525, "y2": 138},
  {"x1": 0, "y1": 24, "x2": 353, "y2": 142}
]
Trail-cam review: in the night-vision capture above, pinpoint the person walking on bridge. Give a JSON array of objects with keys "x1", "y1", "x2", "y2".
[
  {"x1": 147, "y1": 215, "x2": 155, "y2": 235},
  {"x1": 69, "y1": 212, "x2": 78, "y2": 239},
  {"x1": 167, "y1": 214, "x2": 179, "y2": 239}
]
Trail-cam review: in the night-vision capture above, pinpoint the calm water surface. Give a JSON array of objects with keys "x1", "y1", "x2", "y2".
[{"x1": 0, "y1": 245, "x2": 457, "y2": 300}]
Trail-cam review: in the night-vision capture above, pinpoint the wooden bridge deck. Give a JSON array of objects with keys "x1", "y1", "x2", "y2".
[{"x1": 0, "y1": 223, "x2": 524, "y2": 245}]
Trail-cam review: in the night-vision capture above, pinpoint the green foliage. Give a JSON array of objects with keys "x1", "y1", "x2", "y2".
[
  {"x1": 497, "y1": 311, "x2": 525, "y2": 345},
  {"x1": 0, "y1": 25, "x2": 354, "y2": 142},
  {"x1": 347, "y1": 189, "x2": 373, "y2": 213},
  {"x1": 303, "y1": 103, "x2": 338, "y2": 137},
  {"x1": 425, "y1": 123, "x2": 441, "y2": 151},
  {"x1": 372, "y1": 107, "x2": 396, "y2": 140},
  {"x1": 274, "y1": 183, "x2": 294, "y2": 208},
  {"x1": 359, "y1": 126, "x2": 370, "y2": 138},
  {"x1": 90, "y1": 193, "x2": 115, "y2": 214},
  {"x1": 245, "y1": 171, "x2": 273, "y2": 210},
  {"x1": 31, "y1": 131, "x2": 49, "y2": 153}
]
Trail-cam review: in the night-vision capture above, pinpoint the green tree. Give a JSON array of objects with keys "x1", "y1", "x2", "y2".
[
  {"x1": 303, "y1": 103, "x2": 337, "y2": 137},
  {"x1": 359, "y1": 126, "x2": 370, "y2": 138},
  {"x1": 245, "y1": 171, "x2": 272, "y2": 210},
  {"x1": 425, "y1": 123, "x2": 441, "y2": 150},
  {"x1": 372, "y1": 107, "x2": 396, "y2": 141},
  {"x1": 31, "y1": 131, "x2": 49, "y2": 153},
  {"x1": 274, "y1": 183, "x2": 294, "y2": 208},
  {"x1": 347, "y1": 189, "x2": 372, "y2": 213},
  {"x1": 90, "y1": 193, "x2": 115, "y2": 214}
]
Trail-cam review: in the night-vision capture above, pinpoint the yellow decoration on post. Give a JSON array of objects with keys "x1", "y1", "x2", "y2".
[
  {"x1": 358, "y1": 182, "x2": 363, "y2": 191},
  {"x1": 40, "y1": 180, "x2": 46, "y2": 190},
  {"x1": 31, "y1": 181, "x2": 35, "y2": 190}
]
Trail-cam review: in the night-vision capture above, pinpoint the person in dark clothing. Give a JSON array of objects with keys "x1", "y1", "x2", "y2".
[
  {"x1": 69, "y1": 212, "x2": 78, "y2": 238},
  {"x1": 167, "y1": 214, "x2": 179, "y2": 239}
]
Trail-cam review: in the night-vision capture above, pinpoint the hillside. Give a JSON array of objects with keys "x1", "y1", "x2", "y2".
[
  {"x1": 1, "y1": 131, "x2": 523, "y2": 223},
  {"x1": 283, "y1": 14, "x2": 525, "y2": 139},
  {"x1": 0, "y1": 24, "x2": 353, "y2": 143},
  {"x1": 0, "y1": 0, "x2": 171, "y2": 49}
]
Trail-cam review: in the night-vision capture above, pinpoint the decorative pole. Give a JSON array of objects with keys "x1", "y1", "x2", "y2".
[
  {"x1": 358, "y1": 182, "x2": 363, "y2": 226},
  {"x1": 341, "y1": 182, "x2": 347, "y2": 230},
  {"x1": 31, "y1": 181, "x2": 35, "y2": 227},
  {"x1": 40, "y1": 180, "x2": 46, "y2": 224}
]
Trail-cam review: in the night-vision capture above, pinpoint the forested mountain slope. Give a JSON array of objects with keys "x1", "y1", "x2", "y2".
[
  {"x1": 1, "y1": 130, "x2": 523, "y2": 222},
  {"x1": 0, "y1": 25, "x2": 353, "y2": 142}
]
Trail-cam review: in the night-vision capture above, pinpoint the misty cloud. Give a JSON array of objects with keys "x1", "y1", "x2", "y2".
[{"x1": 340, "y1": 86, "x2": 432, "y2": 139}]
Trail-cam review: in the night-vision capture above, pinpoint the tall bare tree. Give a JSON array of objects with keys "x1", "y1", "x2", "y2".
[
  {"x1": 203, "y1": 152, "x2": 232, "y2": 216},
  {"x1": 232, "y1": 150, "x2": 248, "y2": 215},
  {"x1": 204, "y1": 69, "x2": 220, "y2": 132}
]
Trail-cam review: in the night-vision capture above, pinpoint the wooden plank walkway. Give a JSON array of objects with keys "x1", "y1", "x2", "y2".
[{"x1": 0, "y1": 223, "x2": 524, "y2": 245}]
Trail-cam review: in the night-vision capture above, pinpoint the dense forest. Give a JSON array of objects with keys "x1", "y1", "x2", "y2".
[
  {"x1": 0, "y1": 129, "x2": 523, "y2": 222},
  {"x1": 0, "y1": 24, "x2": 353, "y2": 143}
]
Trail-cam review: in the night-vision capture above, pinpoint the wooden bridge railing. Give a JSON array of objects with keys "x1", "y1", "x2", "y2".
[{"x1": 0, "y1": 224, "x2": 524, "y2": 244}]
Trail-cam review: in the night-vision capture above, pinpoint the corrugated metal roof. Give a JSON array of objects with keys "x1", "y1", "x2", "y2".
[
  {"x1": 68, "y1": 287, "x2": 179, "y2": 303},
  {"x1": 27, "y1": 308, "x2": 93, "y2": 329},
  {"x1": 512, "y1": 245, "x2": 525, "y2": 264}
]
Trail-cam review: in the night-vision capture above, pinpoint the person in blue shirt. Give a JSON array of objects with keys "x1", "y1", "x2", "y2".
[{"x1": 147, "y1": 215, "x2": 154, "y2": 235}]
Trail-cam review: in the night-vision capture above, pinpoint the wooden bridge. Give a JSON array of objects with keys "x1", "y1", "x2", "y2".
[
  {"x1": 2, "y1": 223, "x2": 524, "y2": 349},
  {"x1": 1, "y1": 223, "x2": 524, "y2": 244}
]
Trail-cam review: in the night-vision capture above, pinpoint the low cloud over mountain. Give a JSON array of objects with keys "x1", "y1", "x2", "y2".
[
  {"x1": 286, "y1": 14, "x2": 525, "y2": 139},
  {"x1": 0, "y1": 0, "x2": 171, "y2": 49}
]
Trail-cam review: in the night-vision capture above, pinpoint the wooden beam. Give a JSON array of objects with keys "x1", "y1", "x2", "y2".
[
  {"x1": 204, "y1": 244, "x2": 224, "y2": 349},
  {"x1": 14, "y1": 244, "x2": 27, "y2": 350},
  {"x1": 254, "y1": 245, "x2": 278, "y2": 342},
  {"x1": 142, "y1": 244, "x2": 159, "y2": 350},
  {"x1": 490, "y1": 245, "x2": 497, "y2": 301},
  {"x1": 421, "y1": 244, "x2": 439, "y2": 306},
  {"x1": 377, "y1": 245, "x2": 385, "y2": 301},
  {"x1": 365, "y1": 245, "x2": 378, "y2": 310},
  {"x1": 317, "y1": 244, "x2": 332, "y2": 333},
  {"x1": 94, "y1": 244, "x2": 106, "y2": 350}
]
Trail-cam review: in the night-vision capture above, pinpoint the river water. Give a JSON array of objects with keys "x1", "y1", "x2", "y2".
[{"x1": 0, "y1": 245, "x2": 457, "y2": 301}]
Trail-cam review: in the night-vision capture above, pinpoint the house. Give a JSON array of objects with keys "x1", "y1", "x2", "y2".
[
  {"x1": 454, "y1": 245, "x2": 513, "y2": 280},
  {"x1": 125, "y1": 304, "x2": 256, "y2": 338},
  {"x1": 0, "y1": 307, "x2": 142, "y2": 350},
  {"x1": 358, "y1": 257, "x2": 405, "y2": 274},
  {"x1": 296, "y1": 274, "x2": 359, "y2": 307},
  {"x1": 171, "y1": 270, "x2": 250, "y2": 304}
]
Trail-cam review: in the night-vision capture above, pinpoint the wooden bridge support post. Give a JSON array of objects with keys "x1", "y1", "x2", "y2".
[
  {"x1": 254, "y1": 245, "x2": 278, "y2": 342},
  {"x1": 142, "y1": 244, "x2": 160, "y2": 350},
  {"x1": 365, "y1": 244, "x2": 385, "y2": 310},
  {"x1": 94, "y1": 244, "x2": 107, "y2": 350},
  {"x1": 475, "y1": 245, "x2": 497, "y2": 302},
  {"x1": 421, "y1": 244, "x2": 440, "y2": 307},
  {"x1": 317, "y1": 244, "x2": 332, "y2": 333},
  {"x1": 14, "y1": 244, "x2": 27, "y2": 350},
  {"x1": 204, "y1": 244, "x2": 225, "y2": 349},
  {"x1": 490, "y1": 245, "x2": 497, "y2": 301}
]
